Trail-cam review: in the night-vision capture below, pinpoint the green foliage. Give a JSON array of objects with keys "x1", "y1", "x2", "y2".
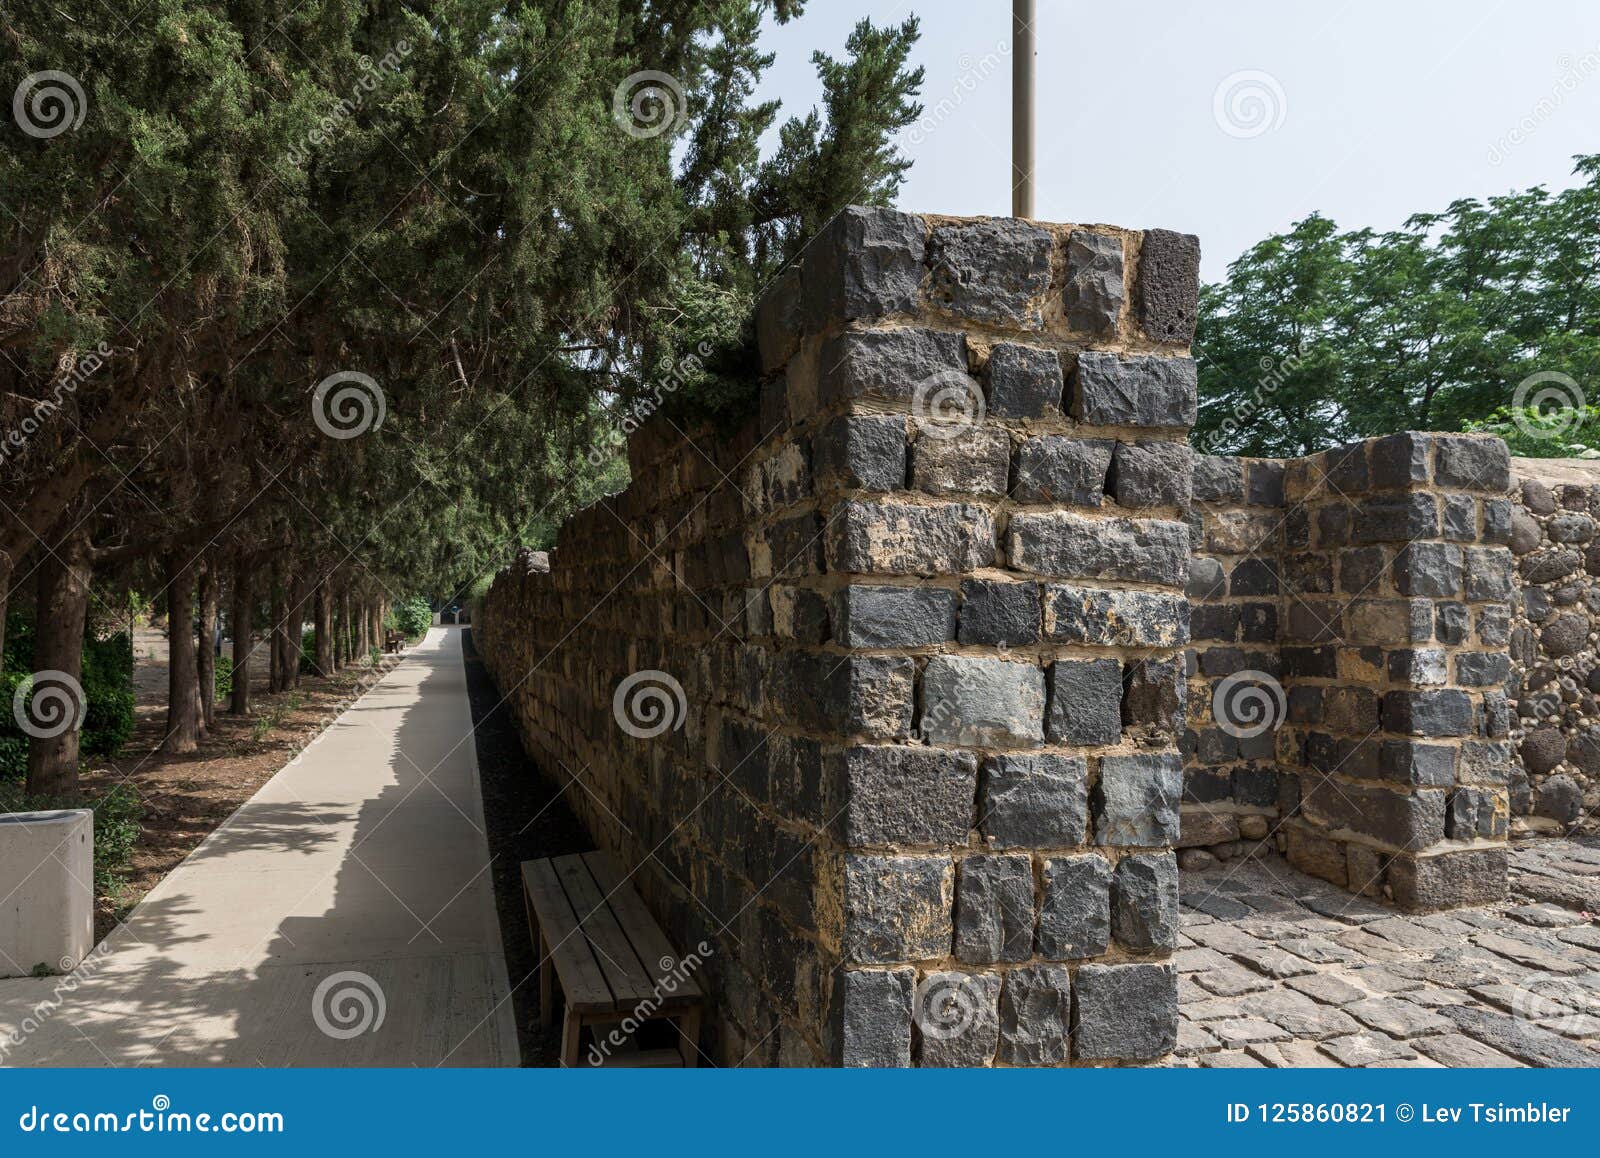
[
  {"x1": 0, "y1": 780, "x2": 143, "y2": 897},
  {"x1": 298, "y1": 629, "x2": 316, "y2": 676},
  {"x1": 387, "y1": 597, "x2": 432, "y2": 640},
  {"x1": 214, "y1": 654, "x2": 234, "y2": 700},
  {"x1": 1196, "y1": 156, "x2": 1600, "y2": 456},
  {"x1": 0, "y1": 615, "x2": 134, "y2": 780},
  {"x1": 1462, "y1": 406, "x2": 1600, "y2": 458}
]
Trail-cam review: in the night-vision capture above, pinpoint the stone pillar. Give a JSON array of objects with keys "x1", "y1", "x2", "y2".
[
  {"x1": 1276, "y1": 434, "x2": 1514, "y2": 909},
  {"x1": 755, "y1": 209, "x2": 1201, "y2": 1065}
]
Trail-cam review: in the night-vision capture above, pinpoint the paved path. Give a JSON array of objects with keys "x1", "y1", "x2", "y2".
[
  {"x1": 0, "y1": 628, "x2": 518, "y2": 1067},
  {"x1": 1174, "y1": 840, "x2": 1600, "y2": 1067}
]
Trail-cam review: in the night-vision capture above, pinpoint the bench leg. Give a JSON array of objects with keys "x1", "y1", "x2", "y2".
[
  {"x1": 560, "y1": 1012, "x2": 583, "y2": 1068},
  {"x1": 676, "y1": 1007, "x2": 702, "y2": 1068},
  {"x1": 537, "y1": 932, "x2": 554, "y2": 1030}
]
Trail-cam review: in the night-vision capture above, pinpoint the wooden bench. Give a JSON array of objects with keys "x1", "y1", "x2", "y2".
[{"x1": 521, "y1": 851, "x2": 704, "y2": 1067}]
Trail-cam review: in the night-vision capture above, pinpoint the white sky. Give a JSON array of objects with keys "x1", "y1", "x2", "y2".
[{"x1": 755, "y1": 0, "x2": 1600, "y2": 281}]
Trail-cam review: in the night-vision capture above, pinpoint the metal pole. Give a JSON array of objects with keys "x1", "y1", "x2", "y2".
[{"x1": 1012, "y1": 0, "x2": 1035, "y2": 219}]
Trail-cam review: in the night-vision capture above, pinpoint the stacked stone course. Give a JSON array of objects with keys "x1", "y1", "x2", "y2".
[{"x1": 477, "y1": 206, "x2": 1203, "y2": 1066}]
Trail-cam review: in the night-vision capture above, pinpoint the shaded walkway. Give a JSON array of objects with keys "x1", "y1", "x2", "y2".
[{"x1": 0, "y1": 628, "x2": 518, "y2": 1067}]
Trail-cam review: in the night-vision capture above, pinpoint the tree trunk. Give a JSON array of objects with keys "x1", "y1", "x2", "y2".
[
  {"x1": 269, "y1": 571, "x2": 286, "y2": 693},
  {"x1": 0, "y1": 561, "x2": 11, "y2": 663},
  {"x1": 314, "y1": 580, "x2": 333, "y2": 676},
  {"x1": 163, "y1": 552, "x2": 201, "y2": 755},
  {"x1": 283, "y1": 573, "x2": 304, "y2": 689},
  {"x1": 25, "y1": 528, "x2": 91, "y2": 797},
  {"x1": 339, "y1": 589, "x2": 352, "y2": 666},
  {"x1": 196, "y1": 561, "x2": 217, "y2": 733},
  {"x1": 229, "y1": 555, "x2": 253, "y2": 715}
]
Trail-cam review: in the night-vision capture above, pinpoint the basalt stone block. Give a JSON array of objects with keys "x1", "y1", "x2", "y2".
[
  {"x1": 985, "y1": 342, "x2": 1063, "y2": 419},
  {"x1": 1190, "y1": 603, "x2": 1238, "y2": 642},
  {"x1": 1108, "y1": 439, "x2": 1193, "y2": 510},
  {"x1": 1548, "y1": 512, "x2": 1595, "y2": 543},
  {"x1": 1381, "y1": 689, "x2": 1474, "y2": 737},
  {"x1": 1043, "y1": 585, "x2": 1189, "y2": 648},
  {"x1": 1136, "y1": 229, "x2": 1201, "y2": 345},
  {"x1": 1435, "y1": 435, "x2": 1511, "y2": 492},
  {"x1": 927, "y1": 218, "x2": 1053, "y2": 327},
  {"x1": 1535, "y1": 774, "x2": 1583, "y2": 823},
  {"x1": 827, "y1": 500, "x2": 996, "y2": 575},
  {"x1": 1320, "y1": 442, "x2": 1371, "y2": 494},
  {"x1": 1008, "y1": 512, "x2": 1189, "y2": 586},
  {"x1": 1387, "y1": 847, "x2": 1507, "y2": 911},
  {"x1": 1519, "y1": 728, "x2": 1564, "y2": 776},
  {"x1": 1063, "y1": 230, "x2": 1126, "y2": 335},
  {"x1": 1386, "y1": 648, "x2": 1447, "y2": 686},
  {"x1": 814, "y1": 414, "x2": 907, "y2": 492},
  {"x1": 1093, "y1": 752, "x2": 1182, "y2": 846},
  {"x1": 756, "y1": 265, "x2": 803, "y2": 372},
  {"x1": 1046, "y1": 657, "x2": 1123, "y2": 745},
  {"x1": 980, "y1": 753, "x2": 1089, "y2": 849},
  {"x1": 1187, "y1": 556, "x2": 1226, "y2": 600},
  {"x1": 1192, "y1": 455, "x2": 1245, "y2": 503},
  {"x1": 1243, "y1": 604, "x2": 1279, "y2": 643},
  {"x1": 1520, "y1": 548, "x2": 1581, "y2": 584},
  {"x1": 803, "y1": 206, "x2": 927, "y2": 333},
  {"x1": 997, "y1": 964, "x2": 1073, "y2": 1066},
  {"x1": 1443, "y1": 493, "x2": 1477, "y2": 541},
  {"x1": 915, "y1": 970, "x2": 1001, "y2": 1067},
  {"x1": 1247, "y1": 460, "x2": 1285, "y2": 506},
  {"x1": 842, "y1": 855, "x2": 953, "y2": 964},
  {"x1": 911, "y1": 425, "x2": 1010, "y2": 496},
  {"x1": 1230, "y1": 557, "x2": 1280, "y2": 596},
  {"x1": 958, "y1": 579, "x2": 1042, "y2": 647},
  {"x1": 1509, "y1": 509, "x2": 1542, "y2": 555},
  {"x1": 1393, "y1": 542, "x2": 1462, "y2": 597},
  {"x1": 1351, "y1": 493, "x2": 1439, "y2": 542},
  {"x1": 831, "y1": 966, "x2": 915, "y2": 1066},
  {"x1": 1378, "y1": 740, "x2": 1456, "y2": 787},
  {"x1": 1300, "y1": 779, "x2": 1446, "y2": 852},
  {"x1": 1482, "y1": 498, "x2": 1512, "y2": 545},
  {"x1": 1071, "y1": 352, "x2": 1197, "y2": 429},
  {"x1": 1436, "y1": 601, "x2": 1470, "y2": 645},
  {"x1": 955, "y1": 854, "x2": 1035, "y2": 964},
  {"x1": 1343, "y1": 598, "x2": 1432, "y2": 645},
  {"x1": 1012, "y1": 436, "x2": 1114, "y2": 506},
  {"x1": 1037, "y1": 855, "x2": 1112, "y2": 960},
  {"x1": 831, "y1": 745, "x2": 978, "y2": 847},
  {"x1": 774, "y1": 651, "x2": 914, "y2": 738},
  {"x1": 1458, "y1": 740, "x2": 1509, "y2": 786},
  {"x1": 832, "y1": 585, "x2": 957, "y2": 648},
  {"x1": 1463, "y1": 546, "x2": 1514, "y2": 602},
  {"x1": 1111, "y1": 852, "x2": 1179, "y2": 950},
  {"x1": 1446, "y1": 787, "x2": 1505, "y2": 840},
  {"x1": 1523, "y1": 477, "x2": 1556, "y2": 514},
  {"x1": 766, "y1": 510, "x2": 823, "y2": 579},
  {"x1": 1540, "y1": 611, "x2": 1589, "y2": 657},
  {"x1": 1369, "y1": 432, "x2": 1431, "y2": 489},
  {"x1": 1454, "y1": 651, "x2": 1510, "y2": 687},
  {"x1": 1121, "y1": 655, "x2": 1185, "y2": 736},
  {"x1": 922, "y1": 656, "x2": 1045, "y2": 747},
  {"x1": 1072, "y1": 962, "x2": 1178, "y2": 1061},
  {"x1": 1477, "y1": 602, "x2": 1511, "y2": 645},
  {"x1": 818, "y1": 327, "x2": 968, "y2": 407}
]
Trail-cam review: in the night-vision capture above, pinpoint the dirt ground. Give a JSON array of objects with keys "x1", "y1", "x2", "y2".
[{"x1": 81, "y1": 627, "x2": 401, "y2": 942}]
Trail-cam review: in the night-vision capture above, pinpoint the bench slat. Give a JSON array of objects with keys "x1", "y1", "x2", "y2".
[
  {"x1": 583, "y1": 851, "x2": 703, "y2": 1003},
  {"x1": 522, "y1": 859, "x2": 614, "y2": 1013},
  {"x1": 552, "y1": 854, "x2": 654, "y2": 1008}
]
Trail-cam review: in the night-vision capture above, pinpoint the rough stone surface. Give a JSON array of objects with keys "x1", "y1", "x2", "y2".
[
  {"x1": 985, "y1": 343, "x2": 1062, "y2": 419},
  {"x1": 1093, "y1": 752, "x2": 1182, "y2": 846},
  {"x1": 958, "y1": 579, "x2": 1042, "y2": 647},
  {"x1": 1136, "y1": 229, "x2": 1201, "y2": 344},
  {"x1": 997, "y1": 964, "x2": 1073, "y2": 1065},
  {"x1": 832, "y1": 745, "x2": 978, "y2": 847},
  {"x1": 1074, "y1": 963, "x2": 1180, "y2": 1060},
  {"x1": 842, "y1": 855, "x2": 953, "y2": 964},
  {"x1": 911, "y1": 425, "x2": 1011, "y2": 496},
  {"x1": 802, "y1": 206, "x2": 927, "y2": 333},
  {"x1": 1112, "y1": 852, "x2": 1180, "y2": 950},
  {"x1": 1012, "y1": 437, "x2": 1114, "y2": 506},
  {"x1": 1037, "y1": 854, "x2": 1112, "y2": 960},
  {"x1": 819, "y1": 327, "x2": 967, "y2": 407},
  {"x1": 813, "y1": 414, "x2": 907, "y2": 492},
  {"x1": 1073, "y1": 352, "x2": 1198, "y2": 429},
  {"x1": 955, "y1": 854, "x2": 1035, "y2": 964},
  {"x1": 980, "y1": 754, "x2": 1089, "y2": 849},
  {"x1": 927, "y1": 219, "x2": 1053, "y2": 326},
  {"x1": 1009, "y1": 511, "x2": 1189, "y2": 586},
  {"x1": 831, "y1": 585, "x2": 956, "y2": 648},
  {"x1": 921, "y1": 655, "x2": 1045, "y2": 747},
  {"x1": 833, "y1": 967, "x2": 915, "y2": 1066},
  {"x1": 1046, "y1": 657, "x2": 1123, "y2": 745},
  {"x1": 1063, "y1": 230, "x2": 1126, "y2": 335},
  {"x1": 915, "y1": 971, "x2": 1001, "y2": 1067}
]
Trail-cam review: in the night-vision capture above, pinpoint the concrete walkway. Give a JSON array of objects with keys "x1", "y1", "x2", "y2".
[{"x1": 0, "y1": 627, "x2": 519, "y2": 1067}]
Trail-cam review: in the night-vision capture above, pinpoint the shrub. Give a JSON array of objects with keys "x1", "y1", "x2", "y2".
[
  {"x1": 298, "y1": 627, "x2": 316, "y2": 675},
  {"x1": 387, "y1": 596, "x2": 433, "y2": 640},
  {"x1": 0, "y1": 615, "x2": 134, "y2": 779},
  {"x1": 215, "y1": 654, "x2": 234, "y2": 699}
]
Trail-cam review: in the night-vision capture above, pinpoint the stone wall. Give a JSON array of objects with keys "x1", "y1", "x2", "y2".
[
  {"x1": 475, "y1": 206, "x2": 1203, "y2": 1066},
  {"x1": 1507, "y1": 458, "x2": 1600, "y2": 830},
  {"x1": 1178, "y1": 438, "x2": 1516, "y2": 909}
]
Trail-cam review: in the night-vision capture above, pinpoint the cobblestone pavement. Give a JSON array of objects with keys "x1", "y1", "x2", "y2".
[{"x1": 1174, "y1": 839, "x2": 1600, "y2": 1067}]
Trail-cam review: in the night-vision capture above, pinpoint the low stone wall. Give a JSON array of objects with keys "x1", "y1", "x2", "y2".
[
  {"x1": 1507, "y1": 457, "x2": 1600, "y2": 829},
  {"x1": 1178, "y1": 437, "x2": 1516, "y2": 908},
  {"x1": 476, "y1": 206, "x2": 1202, "y2": 1066}
]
